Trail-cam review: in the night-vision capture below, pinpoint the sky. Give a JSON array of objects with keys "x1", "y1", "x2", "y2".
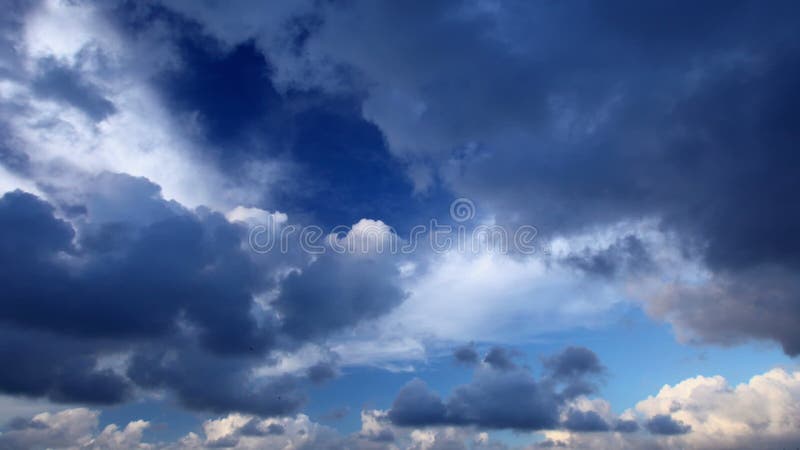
[{"x1": 0, "y1": 1, "x2": 799, "y2": 449}]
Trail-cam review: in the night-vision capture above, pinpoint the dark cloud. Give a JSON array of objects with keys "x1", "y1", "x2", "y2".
[
  {"x1": 0, "y1": 173, "x2": 406, "y2": 414},
  {"x1": 0, "y1": 183, "x2": 273, "y2": 354},
  {"x1": 645, "y1": 266, "x2": 800, "y2": 355},
  {"x1": 274, "y1": 253, "x2": 406, "y2": 342},
  {"x1": 307, "y1": 361, "x2": 338, "y2": 384},
  {"x1": 0, "y1": 326, "x2": 131, "y2": 404},
  {"x1": 645, "y1": 414, "x2": 691, "y2": 435},
  {"x1": 121, "y1": 5, "x2": 429, "y2": 229},
  {"x1": 453, "y1": 343, "x2": 479, "y2": 366},
  {"x1": 542, "y1": 346, "x2": 605, "y2": 380},
  {"x1": 389, "y1": 347, "x2": 604, "y2": 430},
  {"x1": 239, "y1": 419, "x2": 285, "y2": 437},
  {"x1": 6, "y1": 417, "x2": 49, "y2": 431},
  {"x1": 126, "y1": 344, "x2": 306, "y2": 416},
  {"x1": 234, "y1": 0, "x2": 800, "y2": 354},
  {"x1": 563, "y1": 235, "x2": 652, "y2": 278},
  {"x1": 31, "y1": 58, "x2": 116, "y2": 121},
  {"x1": 388, "y1": 379, "x2": 448, "y2": 427},
  {"x1": 613, "y1": 419, "x2": 639, "y2": 433},
  {"x1": 562, "y1": 409, "x2": 610, "y2": 432},
  {"x1": 483, "y1": 346, "x2": 516, "y2": 371}
]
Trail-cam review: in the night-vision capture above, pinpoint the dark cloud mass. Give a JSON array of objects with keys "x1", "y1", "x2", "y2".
[
  {"x1": 646, "y1": 414, "x2": 692, "y2": 435},
  {"x1": 274, "y1": 253, "x2": 406, "y2": 342},
  {"x1": 1, "y1": 0, "x2": 800, "y2": 446},
  {"x1": 389, "y1": 347, "x2": 605, "y2": 431},
  {"x1": 31, "y1": 58, "x2": 117, "y2": 121},
  {"x1": 482, "y1": 346, "x2": 517, "y2": 371},
  {"x1": 452, "y1": 343, "x2": 479, "y2": 365},
  {"x1": 251, "y1": 0, "x2": 800, "y2": 355},
  {"x1": 0, "y1": 173, "x2": 405, "y2": 413},
  {"x1": 562, "y1": 409, "x2": 610, "y2": 432}
]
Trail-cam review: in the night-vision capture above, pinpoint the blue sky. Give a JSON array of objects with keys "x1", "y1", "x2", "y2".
[{"x1": 0, "y1": 1, "x2": 799, "y2": 449}]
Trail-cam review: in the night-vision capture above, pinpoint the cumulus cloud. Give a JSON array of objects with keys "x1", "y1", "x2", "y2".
[
  {"x1": 388, "y1": 347, "x2": 604, "y2": 431},
  {"x1": 6, "y1": 367, "x2": 800, "y2": 449},
  {"x1": 452, "y1": 344, "x2": 479, "y2": 366},
  {"x1": 0, "y1": 408, "x2": 150, "y2": 450},
  {"x1": 2, "y1": 2, "x2": 800, "y2": 447},
  {"x1": 0, "y1": 174, "x2": 407, "y2": 414},
  {"x1": 538, "y1": 368, "x2": 800, "y2": 450}
]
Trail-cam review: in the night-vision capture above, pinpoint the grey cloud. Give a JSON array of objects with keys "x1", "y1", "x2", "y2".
[
  {"x1": 274, "y1": 253, "x2": 406, "y2": 342},
  {"x1": 388, "y1": 379, "x2": 448, "y2": 427},
  {"x1": 542, "y1": 346, "x2": 605, "y2": 380},
  {"x1": 0, "y1": 173, "x2": 405, "y2": 414},
  {"x1": 31, "y1": 58, "x2": 116, "y2": 121},
  {"x1": 562, "y1": 409, "x2": 610, "y2": 432},
  {"x1": 563, "y1": 235, "x2": 652, "y2": 278},
  {"x1": 453, "y1": 343, "x2": 479, "y2": 366},
  {"x1": 483, "y1": 347, "x2": 516, "y2": 371},
  {"x1": 614, "y1": 419, "x2": 639, "y2": 433},
  {"x1": 646, "y1": 414, "x2": 691, "y2": 435},
  {"x1": 389, "y1": 347, "x2": 603, "y2": 431},
  {"x1": 645, "y1": 266, "x2": 800, "y2": 355},
  {"x1": 222, "y1": 0, "x2": 800, "y2": 355},
  {"x1": 307, "y1": 361, "x2": 338, "y2": 384}
]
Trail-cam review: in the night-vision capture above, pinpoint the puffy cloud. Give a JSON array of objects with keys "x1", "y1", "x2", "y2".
[
  {"x1": 637, "y1": 265, "x2": 800, "y2": 355},
  {"x1": 0, "y1": 408, "x2": 151, "y2": 450},
  {"x1": 0, "y1": 174, "x2": 407, "y2": 414},
  {"x1": 273, "y1": 251, "x2": 406, "y2": 342},
  {"x1": 452, "y1": 344, "x2": 479, "y2": 366},
  {"x1": 561, "y1": 410, "x2": 609, "y2": 433},
  {"x1": 388, "y1": 347, "x2": 603, "y2": 430},
  {"x1": 644, "y1": 415, "x2": 691, "y2": 436},
  {"x1": 482, "y1": 347, "x2": 517, "y2": 371},
  {"x1": 7, "y1": 366, "x2": 800, "y2": 450},
  {"x1": 537, "y1": 368, "x2": 800, "y2": 449}
]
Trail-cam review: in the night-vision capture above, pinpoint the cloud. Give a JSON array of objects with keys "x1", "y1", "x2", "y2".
[
  {"x1": 482, "y1": 347, "x2": 516, "y2": 371},
  {"x1": 452, "y1": 344, "x2": 479, "y2": 366},
  {"x1": 644, "y1": 415, "x2": 691, "y2": 435},
  {"x1": 388, "y1": 347, "x2": 603, "y2": 430},
  {"x1": 306, "y1": 361, "x2": 338, "y2": 385},
  {"x1": 562, "y1": 410, "x2": 609, "y2": 433},
  {"x1": 31, "y1": 57, "x2": 116, "y2": 121},
  {"x1": 274, "y1": 251, "x2": 406, "y2": 342},
  {"x1": 0, "y1": 408, "x2": 150, "y2": 450},
  {"x1": 636, "y1": 265, "x2": 800, "y2": 355},
  {"x1": 158, "y1": 0, "x2": 800, "y2": 355},
  {"x1": 0, "y1": 175, "x2": 407, "y2": 415},
  {"x1": 1, "y1": 0, "x2": 282, "y2": 211},
  {"x1": 542, "y1": 347, "x2": 605, "y2": 380},
  {"x1": 539, "y1": 367, "x2": 800, "y2": 449},
  {"x1": 7, "y1": 365, "x2": 800, "y2": 450}
]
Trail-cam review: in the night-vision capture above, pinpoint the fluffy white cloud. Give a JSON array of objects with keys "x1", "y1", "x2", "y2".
[
  {"x1": 0, "y1": 407, "x2": 152, "y2": 450},
  {"x1": 537, "y1": 368, "x2": 800, "y2": 450}
]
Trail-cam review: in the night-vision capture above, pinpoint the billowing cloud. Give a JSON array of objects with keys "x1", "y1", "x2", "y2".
[
  {"x1": 0, "y1": 408, "x2": 150, "y2": 450},
  {"x1": 0, "y1": 174, "x2": 407, "y2": 415},
  {"x1": 156, "y1": 0, "x2": 800, "y2": 355},
  {"x1": 1, "y1": 2, "x2": 800, "y2": 448},
  {"x1": 388, "y1": 347, "x2": 604, "y2": 430},
  {"x1": 538, "y1": 368, "x2": 800, "y2": 449}
]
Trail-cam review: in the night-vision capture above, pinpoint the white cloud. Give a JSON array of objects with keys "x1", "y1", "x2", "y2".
[
  {"x1": 0, "y1": 407, "x2": 152, "y2": 450},
  {"x1": 538, "y1": 368, "x2": 800, "y2": 450},
  {"x1": 395, "y1": 250, "x2": 624, "y2": 342},
  {"x1": 22, "y1": 0, "x2": 122, "y2": 67}
]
